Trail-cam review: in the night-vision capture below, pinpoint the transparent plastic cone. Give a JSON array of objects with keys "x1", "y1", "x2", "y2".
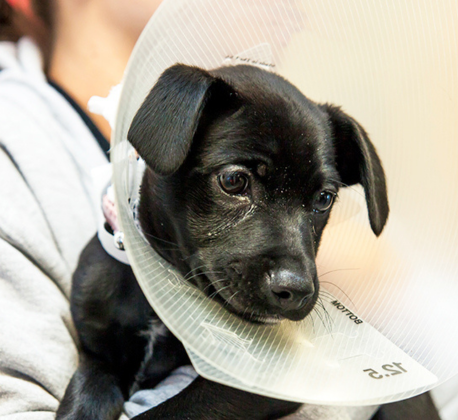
[{"x1": 110, "y1": 0, "x2": 458, "y2": 405}]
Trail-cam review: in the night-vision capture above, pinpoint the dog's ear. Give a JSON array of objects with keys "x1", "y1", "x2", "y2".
[
  {"x1": 127, "y1": 64, "x2": 237, "y2": 175},
  {"x1": 323, "y1": 104, "x2": 389, "y2": 236}
]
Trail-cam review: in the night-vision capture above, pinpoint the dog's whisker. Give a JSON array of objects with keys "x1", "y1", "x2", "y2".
[
  {"x1": 313, "y1": 301, "x2": 327, "y2": 329},
  {"x1": 312, "y1": 305, "x2": 332, "y2": 335},
  {"x1": 319, "y1": 290, "x2": 338, "y2": 299},
  {"x1": 307, "y1": 312, "x2": 316, "y2": 334},
  {"x1": 152, "y1": 248, "x2": 183, "y2": 253},
  {"x1": 328, "y1": 178, "x2": 365, "y2": 198},
  {"x1": 225, "y1": 291, "x2": 241, "y2": 307},
  {"x1": 316, "y1": 298, "x2": 334, "y2": 330},
  {"x1": 184, "y1": 271, "x2": 225, "y2": 283},
  {"x1": 202, "y1": 278, "x2": 230, "y2": 293},
  {"x1": 320, "y1": 303, "x2": 334, "y2": 332},
  {"x1": 183, "y1": 265, "x2": 223, "y2": 281},
  {"x1": 319, "y1": 267, "x2": 360, "y2": 278},
  {"x1": 208, "y1": 285, "x2": 232, "y2": 300},
  {"x1": 319, "y1": 279, "x2": 355, "y2": 308},
  {"x1": 318, "y1": 289, "x2": 342, "y2": 304},
  {"x1": 327, "y1": 178, "x2": 348, "y2": 188},
  {"x1": 142, "y1": 231, "x2": 180, "y2": 248},
  {"x1": 183, "y1": 264, "x2": 207, "y2": 278}
]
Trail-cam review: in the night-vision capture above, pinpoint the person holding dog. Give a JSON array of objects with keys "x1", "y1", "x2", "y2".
[
  {"x1": 0, "y1": 0, "x2": 436, "y2": 419},
  {"x1": 0, "y1": 0, "x2": 163, "y2": 417}
]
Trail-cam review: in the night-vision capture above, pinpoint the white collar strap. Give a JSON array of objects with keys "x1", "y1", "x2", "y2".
[{"x1": 97, "y1": 185, "x2": 130, "y2": 265}]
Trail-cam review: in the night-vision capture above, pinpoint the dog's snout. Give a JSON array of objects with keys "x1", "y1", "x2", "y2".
[{"x1": 268, "y1": 269, "x2": 315, "y2": 311}]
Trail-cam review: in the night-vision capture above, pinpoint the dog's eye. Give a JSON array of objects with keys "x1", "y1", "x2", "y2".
[
  {"x1": 313, "y1": 191, "x2": 336, "y2": 213},
  {"x1": 218, "y1": 172, "x2": 248, "y2": 195}
]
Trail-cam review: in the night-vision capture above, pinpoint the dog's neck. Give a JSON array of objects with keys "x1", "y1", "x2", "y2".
[{"x1": 138, "y1": 169, "x2": 194, "y2": 277}]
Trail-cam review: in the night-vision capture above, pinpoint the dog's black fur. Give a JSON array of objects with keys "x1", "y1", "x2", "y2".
[{"x1": 57, "y1": 63, "x2": 408, "y2": 419}]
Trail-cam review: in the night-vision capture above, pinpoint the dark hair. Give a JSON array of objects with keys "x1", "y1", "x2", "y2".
[{"x1": 0, "y1": 0, "x2": 53, "y2": 63}]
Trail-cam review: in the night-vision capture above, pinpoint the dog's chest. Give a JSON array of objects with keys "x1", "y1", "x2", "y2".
[{"x1": 131, "y1": 317, "x2": 189, "y2": 393}]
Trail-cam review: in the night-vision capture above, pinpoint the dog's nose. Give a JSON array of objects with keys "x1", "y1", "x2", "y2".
[{"x1": 268, "y1": 269, "x2": 315, "y2": 311}]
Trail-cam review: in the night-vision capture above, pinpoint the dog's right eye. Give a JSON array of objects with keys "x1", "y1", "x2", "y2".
[
  {"x1": 313, "y1": 191, "x2": 336, "y2": 213},
  {"x1": 218, "y1": 172, "x2": 249, "y2": 195}
]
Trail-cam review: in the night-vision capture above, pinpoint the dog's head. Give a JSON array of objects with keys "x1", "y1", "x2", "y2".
[{"x1": 128, "y1": 64, "x2": 389, "y2": 324}]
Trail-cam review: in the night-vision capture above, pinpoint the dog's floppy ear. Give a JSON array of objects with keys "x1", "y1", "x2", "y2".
[
  {"x1": 128, "y1": 64, "x2": 235, "y2": 175},
  {"x1": 323, "y1": 104, "x2": 389, "y2": 236}
]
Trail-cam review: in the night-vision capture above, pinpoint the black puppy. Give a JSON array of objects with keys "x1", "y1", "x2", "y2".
[{"x1": 57, "y1": 64, "x2": 390, "y2": 420}]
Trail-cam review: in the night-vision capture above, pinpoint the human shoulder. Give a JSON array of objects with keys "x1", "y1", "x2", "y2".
[{"x1": 0, "y1": 40, "x2": 106, "y2": 283}]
